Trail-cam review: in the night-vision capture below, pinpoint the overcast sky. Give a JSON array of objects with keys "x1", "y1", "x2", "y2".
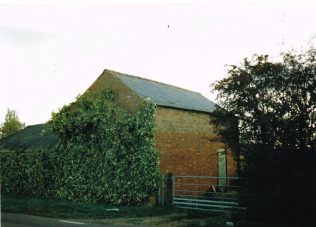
[{"x1": 1, "y1": 1, "x2": 316, "y2": 126}]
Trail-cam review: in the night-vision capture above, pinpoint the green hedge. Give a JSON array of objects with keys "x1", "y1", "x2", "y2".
[
  {"x1": 0, "y1": 149, "x2": 56, "y2": 197},
  {"x1": 0, "y1": 89, "x2": 160, "y2": 205}
]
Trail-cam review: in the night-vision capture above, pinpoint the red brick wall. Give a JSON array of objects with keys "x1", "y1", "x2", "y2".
[
  {"x1": 86, "y1": 72, "x2": 236, "y2": 178},
  {"x1": 156, "y1": 131, "x2": 236, "y2": 177},
  {"x1": 155, "y1": 106, "x2": 236, "y2": 178}
]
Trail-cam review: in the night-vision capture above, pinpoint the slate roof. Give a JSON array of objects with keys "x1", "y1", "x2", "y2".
[
  {"x1": 0, "y1": 124, "x2": 58, "y2": 152},
  {"x1": 107, "y1": 70, "x2": 217, "y2": 113}
]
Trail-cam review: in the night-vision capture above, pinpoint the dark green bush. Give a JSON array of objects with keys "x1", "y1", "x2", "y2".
[
  {"x1": 237, "y1": 149, "x2": 316, "y2": 226},
  {"x1": 0, "y1": 149, "x2": 55, "y2": 197}
]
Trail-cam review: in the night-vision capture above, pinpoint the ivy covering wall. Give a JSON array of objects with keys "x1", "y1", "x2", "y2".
[{"x1": 0, "y1": 89, "x2": 160, "y2": 205}]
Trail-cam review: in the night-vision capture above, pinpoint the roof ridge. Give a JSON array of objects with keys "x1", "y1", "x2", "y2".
[
  {"x1": 105, "y1": 69, "x2": 203, "y2": 96},
  {"x1": 26, "y1": 123, "x2": 46, "y2": 128}
]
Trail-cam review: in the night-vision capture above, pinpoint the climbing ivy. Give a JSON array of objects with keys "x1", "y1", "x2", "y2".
[{"x1": 49, "y1": 90, "x2": 160, "y2": 204}]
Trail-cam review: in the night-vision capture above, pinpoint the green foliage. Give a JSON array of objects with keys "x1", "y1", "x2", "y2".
[
  {"x1": 0, "y1": 109, "x2": 25, "y2": 138},
  {"x1": 50, "y1": 89, "x2": 159, "y2": 204},
  {"x1": 0, "y1": 89, "x2": 159, "y2": 205},
  {"x1": 213, "y1": 51, "x2": 315, "y2": 151},
  {"x1": 0, "y1": 149, "x2": 56, "y2": 197},
  {"x1": 211, "y1": 49, "x2": 316, "y2": 226}
]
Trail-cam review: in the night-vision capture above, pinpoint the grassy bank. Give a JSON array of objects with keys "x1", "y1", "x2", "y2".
[
  {"x1": 1, "y1": 194, "x2": 232, "y2": 226},
  {"x1": 1, "y1": 193, "x2": 174, "y2": 219},
  {"x1": 1, "y1": 194, "x2": 295, "y2": 226}
]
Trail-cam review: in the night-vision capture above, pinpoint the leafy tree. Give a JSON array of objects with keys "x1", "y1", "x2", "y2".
[
  {"x1": 0, "y1": 109, "x2": 25, "y2": 138},
  {"x1": 211, "y1": 49, "x2": 316, "y2": 226}
]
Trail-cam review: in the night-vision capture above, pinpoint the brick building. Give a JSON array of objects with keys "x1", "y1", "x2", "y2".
[
  {"x1": 0, "y1": 69, "x2": 236, "y2": 179},
  {"x1": 87, "y1": 69, "x2": 236, "y2": 178}
]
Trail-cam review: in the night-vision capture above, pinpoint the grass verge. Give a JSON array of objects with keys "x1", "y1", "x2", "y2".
[
  {"x1": 1, "y1": 194, "x2": 233, "y2": 226},
  {"x1": 1, "y1": 193, "x2": 174, "y2": 219}
]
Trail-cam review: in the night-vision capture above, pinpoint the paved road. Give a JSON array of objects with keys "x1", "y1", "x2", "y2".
[{"x1": 1, "y1": 213, "x2": 110, "y2": 227}]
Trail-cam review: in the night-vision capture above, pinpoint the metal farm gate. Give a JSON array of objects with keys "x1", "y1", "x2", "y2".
[{"x1": 171, "y1": 176, "x2": 240, "y2": 213}]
